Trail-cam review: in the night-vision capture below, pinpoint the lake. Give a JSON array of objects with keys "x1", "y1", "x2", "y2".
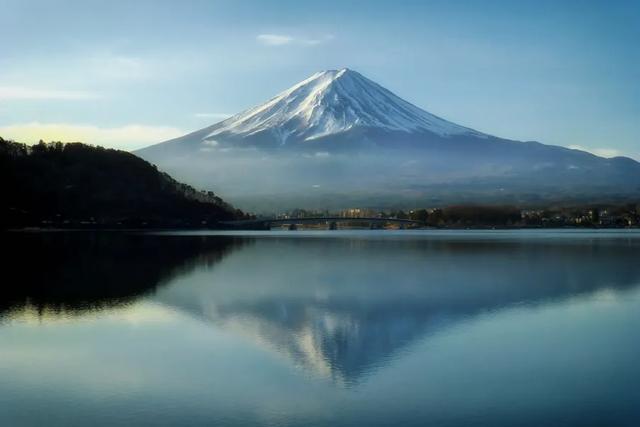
[{"x1": 2, "y1": 230, "x2": 639, "y2": 426}]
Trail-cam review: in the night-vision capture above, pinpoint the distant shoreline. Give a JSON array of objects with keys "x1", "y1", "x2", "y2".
[{"x1": 5, "y1": 225, "x2": 639, "y2": 233}]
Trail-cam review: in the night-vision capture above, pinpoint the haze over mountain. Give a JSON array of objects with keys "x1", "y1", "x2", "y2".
[{"x1": 137, "y1": 69, "x2": 640, "y2": 211}]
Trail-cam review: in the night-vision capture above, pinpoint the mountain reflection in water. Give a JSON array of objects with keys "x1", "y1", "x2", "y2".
[{"x1": 4, "y1": 231, "x2": 640, "y2": 385}]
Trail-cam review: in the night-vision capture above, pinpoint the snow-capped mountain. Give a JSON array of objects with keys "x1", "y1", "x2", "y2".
[
  {"x1": 196, "y1": 68, "x2": 484, "y2": 143},
  {"x1": 137, "y1": 69, "x2": 640, "y2": 210}
]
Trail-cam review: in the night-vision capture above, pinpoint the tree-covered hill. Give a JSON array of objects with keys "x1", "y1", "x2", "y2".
[{"x1": 0, "y1": 138, "x2": 249, "y2": 228}]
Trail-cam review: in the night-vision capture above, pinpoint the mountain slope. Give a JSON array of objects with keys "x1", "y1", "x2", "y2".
[
  {"x1": 0, "y1": 138, "x2": 246, "y2": 228},
  {"x1": 137, "y1": 69, "x2": 640, "y2": 210}
]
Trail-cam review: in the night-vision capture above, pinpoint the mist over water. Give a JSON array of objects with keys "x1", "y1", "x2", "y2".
[{"x1": 2, "y1": 230, "x2": 640, "y2": 426}]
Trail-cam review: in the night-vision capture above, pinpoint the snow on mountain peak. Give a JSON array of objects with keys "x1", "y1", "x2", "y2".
[{"x1": 202, "y1": 68, "x2": 483, "y2": 144}]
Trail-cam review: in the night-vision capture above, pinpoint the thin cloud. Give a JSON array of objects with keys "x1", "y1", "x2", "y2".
[
  {"x1": 256, "y1": 33, "x2": 333, "y2": 47},
  {"x1": 257, "y1": 34, "x2": 294, "y2": 46},
  {"x1": 0, "y1": 86, "x2": 98, "y2": 101},
  {"x1": 0, "y1": 122, "x2": 184, "y2": 151},
  {"x1": 301, "y1": 35, "x2": 335, "y2": 46},
  {"x1": 568, "y1": 144, "x2": 622, "y2": 159}
]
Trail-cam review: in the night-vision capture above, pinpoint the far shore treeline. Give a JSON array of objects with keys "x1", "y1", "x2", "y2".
[
  {"x1": 278, "y1": 204, "x2": 639, "y2": 228},
  {"x1": 0, "y1": 138, "x2": 252, "y2": 229},
  {"x1": 1, "y1": 137, "x2": 638, "y2": 230}
]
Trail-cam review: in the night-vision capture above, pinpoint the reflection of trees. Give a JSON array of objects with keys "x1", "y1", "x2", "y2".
[{"x1": 1, "y1": 232, "x2": 243, "y2": 316}]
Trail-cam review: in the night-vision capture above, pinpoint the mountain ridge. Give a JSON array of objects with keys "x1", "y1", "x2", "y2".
[{"x1": 136, "y1": 69, "x2": 640, "y2": 210}]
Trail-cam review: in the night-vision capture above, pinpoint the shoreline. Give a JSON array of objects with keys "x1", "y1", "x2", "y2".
[{"x1": 5, "y1": 225, "x2": 639, "y2": 233}]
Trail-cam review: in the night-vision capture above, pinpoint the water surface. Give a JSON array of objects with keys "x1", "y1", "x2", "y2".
[{"x1": 2, "y1": 230, "x2": 639, "y2": 426}]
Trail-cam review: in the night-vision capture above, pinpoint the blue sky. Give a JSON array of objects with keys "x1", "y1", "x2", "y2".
[{"x1": 1, "y1": 0, "x2": 638, "y2": 158}]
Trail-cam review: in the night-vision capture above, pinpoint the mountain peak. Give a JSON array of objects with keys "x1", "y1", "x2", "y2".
[
  {"x1": 317, "y1": 67, "x2": 353, "y2": 76},
  {"x1": 136, "y1": 69, "x2": 640, "y2": 210},
  {"x1": 197, "y1": 68, "x2": 484, "y2": 144},
  {"x1": 320, "y1": 67, "x2": 356, "y2": 78}
]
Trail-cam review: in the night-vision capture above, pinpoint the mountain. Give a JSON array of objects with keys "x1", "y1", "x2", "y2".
[
  {"x1": 180, "y1": 68, "x2": 486, "y2": 144},
  {"x1": 0, "y1": 138, "x2": 246, "y2": 228},
  {"x1": 137, "y1": 68, "x2": 640, "y2": 210}
]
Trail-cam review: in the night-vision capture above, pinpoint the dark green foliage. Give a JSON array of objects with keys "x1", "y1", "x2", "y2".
[
  {"x1": 407, "y1": 206, "x2": 521, "y2": 227},
  {"x1": 390, "y1": 209, "x2": 409, "y2": 220},
  {"x1": 440, "y1": 205, "x2": 522, "y2": 226},
  {"x1": 0, "y1": 138, "x2": 247, "y2": 228},
  {"x1": 409, "y1": 209, "x2": 429, "y2": 224}
]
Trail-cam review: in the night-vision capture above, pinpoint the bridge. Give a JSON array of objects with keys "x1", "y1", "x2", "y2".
[{"x1": 221, "y1": 217, "x2": 423, "y2": 230}]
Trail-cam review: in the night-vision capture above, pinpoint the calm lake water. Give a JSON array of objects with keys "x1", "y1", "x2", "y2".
[{"x1": 2, "y1": 230, "x2": 640, "y2": 426}]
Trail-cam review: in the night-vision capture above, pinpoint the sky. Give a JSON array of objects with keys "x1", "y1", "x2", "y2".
[{"x1": 0, "y1": 0, "x2": 638, "y2": 158}]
